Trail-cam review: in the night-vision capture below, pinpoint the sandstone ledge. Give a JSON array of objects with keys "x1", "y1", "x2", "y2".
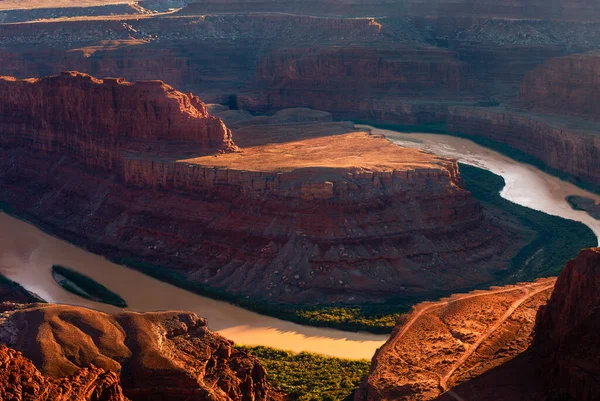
[
  {"x1": 122, "y1": 132, "x2": 461, "y2": 200},
  {"x1": 0, "y1": 72, "x2": 521, "y2": 303}
]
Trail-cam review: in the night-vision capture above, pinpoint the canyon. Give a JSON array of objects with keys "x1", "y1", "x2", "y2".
[
  {"x1": 357, "y1": 247, "x2": 600, "y2": 401},
  {"x1": 0, "y1": 1, "x2": 599, "y2": 400},
  {"x1": 0, "y1": 71, "x2": 530, "y2": 306},
  {"x1": 1, "y1": 3, "x2": 600, "y2": 188}
]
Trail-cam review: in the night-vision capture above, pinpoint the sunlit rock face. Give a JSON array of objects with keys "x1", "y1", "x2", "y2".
[
  {"x1": 0, "y1": 344, "x2": 127, "y2": 401},
  {"x1": 0, "y1": 304, "x2": 279, "y2": 401},
  {"x1": 0, "y1": 71, "x2": 237, "y2": 171}
]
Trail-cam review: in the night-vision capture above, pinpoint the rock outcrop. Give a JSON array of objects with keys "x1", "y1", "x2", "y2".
[
  {"x1": 376, "y1": 247, "x2": 600, "y2": 401},
  {"x1": 447, "y1": 106, "x2": 600, "y2": 188},
  {"x1": 0, "y1": 71, "x2": 237, "y2": 171},
  {"x1": 533, "y1": 248, "x2": 600, "y2": 401},
  {"x1": 566, "y1": 195, "x2": 600, "y2": 220},
  {"x1": 0, "y1": 344, "x2": 126, "y2": 401},
  {"x1": 0, "y1": 304, "x2": 278, "y2": 401}
]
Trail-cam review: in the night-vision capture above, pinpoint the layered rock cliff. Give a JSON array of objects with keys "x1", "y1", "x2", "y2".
[
  {"x1": 0, "y1": 344, "x2": 127, "y2": 401},
  {"x1": 246, "y1": 46, "x2": 470, "y2": 120},
  {"x1": 0, "y1": 304, "x2": 278, "y2": 401},
  {"x1": 0, "y1": 125, "x2": 519, "y2": 304},
  {"x1": 519, "y1": 52, "x2": 600, "y2": 120},
  {"x1": 533, "y1": 248, "x2": 600, "y2": 401},
  {"x1": 0, "y1": 71, "x2": 236, "y2": 171},
  {"x1": 3, "y1": 13, "x2": 598, "y2": 109},
  {"x1": 447, "y1": 106, "x2": 600, "y2": 188}
]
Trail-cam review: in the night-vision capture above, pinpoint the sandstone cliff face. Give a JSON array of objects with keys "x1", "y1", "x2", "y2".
[
  {"x1": 0, "y1": 344, "x2": 126, "y2": 401},
  {"x1": 0, "y1": 71, "x2": 236, "y2": 171},
  {"x1": 244, "y1": 46, "x2": 469, "y2": 121},
  {"x1": 0, "y1": 304, "x2": 277, "y2": 401},
  {"x1": 447, "y1": 106, "x2": 600, "y2": 187},
  {"x1": 0, "y1": 43, "x2": 253, "y2": 104},
  {"x1": 519, "y1": 52, "x2": 600, "y2": 120},
  {"x1": 533, "y1": 248, "x2": 600, "y2": 401},
  {"x1": 255, "y1": 46, "x2": 469, "y2": 97}
]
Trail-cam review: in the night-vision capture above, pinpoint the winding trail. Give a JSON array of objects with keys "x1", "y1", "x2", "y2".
[
  {"x1": 389, "y1": 281, "x2": 554, "y2": 346},
  {"x1": 378, "y1": 279, "x2": 554, "y2": 398},
  {"x1": 438, "y1": 283, "x2": 554, "y2": 392}
]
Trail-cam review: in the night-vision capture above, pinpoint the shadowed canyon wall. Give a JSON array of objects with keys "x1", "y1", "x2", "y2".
[
  {"x1": 533, "y1": 248, "x2": 600, "y2": 401},
  {"x1": 519, "y1": 52, "x2": 600, "y2": 120},
  {"x1": 446, "y1": 107, "x2": 600, "y2": 187}
]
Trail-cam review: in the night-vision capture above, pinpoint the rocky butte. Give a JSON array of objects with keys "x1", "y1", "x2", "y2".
[
  {"x1": 0, "y1": 303, "x2": 279, "y2": 401},
  {"x1": 0, "y1": 71, "x2": 527, "y2": 306},
  {"x1": 357, "y1": 247, "x2": 600, "y2": 401},
  {"x1": 0, "y1": 71, "x2": 237, "y2": 170}
]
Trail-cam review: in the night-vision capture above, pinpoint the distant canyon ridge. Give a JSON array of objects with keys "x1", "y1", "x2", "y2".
[{"x1": 1, "y1": 0, "x2": 600, "y2": 189}]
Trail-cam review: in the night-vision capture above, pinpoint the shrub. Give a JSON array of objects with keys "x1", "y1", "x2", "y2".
[{"x1": 52, "y1": 265, "x2": 127, "y2": 308}]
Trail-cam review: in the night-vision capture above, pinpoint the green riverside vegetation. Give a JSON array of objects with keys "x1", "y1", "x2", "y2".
[
  {"x1": 52, "y1": 264, "x2": 127, "y2": 308},
  {"x1": 237, "y1": 346, "x2": 370, "y2": 401},
  {"x1": 459, "y1": 163, "x2": 596, "y2": 281}
]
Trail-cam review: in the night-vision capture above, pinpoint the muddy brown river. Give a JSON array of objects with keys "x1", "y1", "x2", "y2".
[
  {"x1": 371, "y1": 127, "x2": 600, "y2": 242},
  {"x1": 0, "y1": 128, "x2": 598, "y2": 360}
]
